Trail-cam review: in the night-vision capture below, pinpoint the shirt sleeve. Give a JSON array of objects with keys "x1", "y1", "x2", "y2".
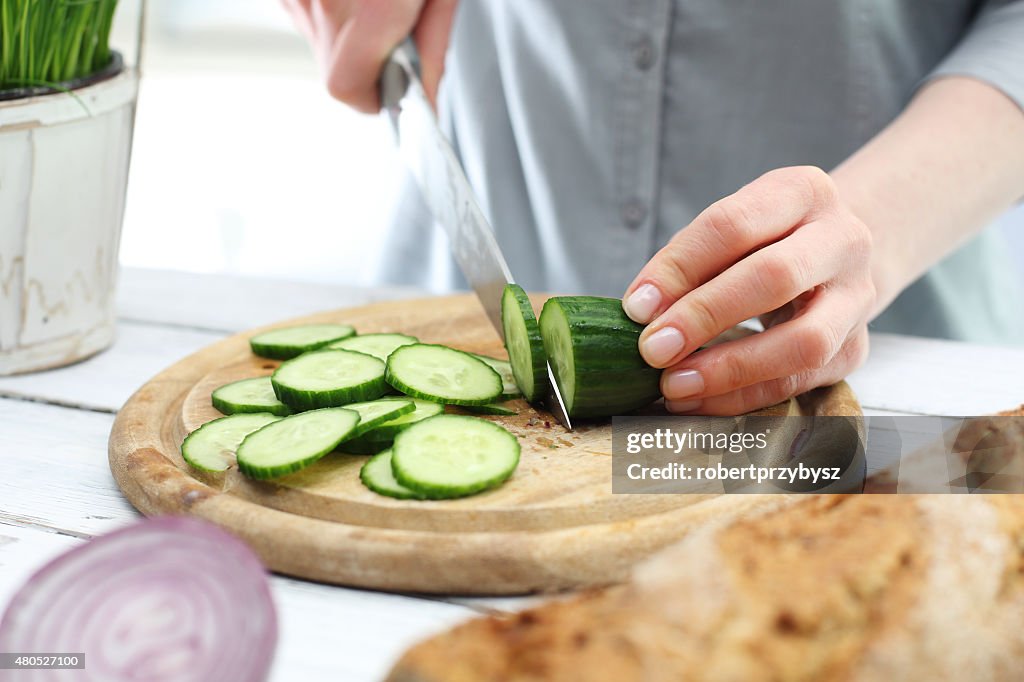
[{"x1": 926, "y1": 0, "x2": 1024, "y2": 110}]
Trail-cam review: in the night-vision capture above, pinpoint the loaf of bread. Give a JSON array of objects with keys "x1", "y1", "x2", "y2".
[{"x1": 389, "y1": 493, "x2": 1024, "y2": 681}]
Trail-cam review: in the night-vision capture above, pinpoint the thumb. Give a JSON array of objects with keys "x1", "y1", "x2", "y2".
[{"x1": 414, "y1": 0, "x2": 458, "y2": 109}]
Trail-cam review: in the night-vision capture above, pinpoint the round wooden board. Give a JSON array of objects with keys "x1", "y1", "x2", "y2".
[{"x1": 109, "y1": 294, "x2": 861, "y2": 595}]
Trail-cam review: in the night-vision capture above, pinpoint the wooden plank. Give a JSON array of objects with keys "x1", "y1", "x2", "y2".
[
  {"x1": 0, "y1": 522, "x2": 475, "y2": 682},
  {"x1": 116, "y1": 267, "x2": 422, "y2": 333},
  {"x1": 0, "y1": 321, "x2": 224, "y2": 412},
  {"x1": 0, "y1": 400, "x2": 138, "y2": 535},
  {"x1": 846, "y1": 333, "x2": 1024, "y2": 416}
]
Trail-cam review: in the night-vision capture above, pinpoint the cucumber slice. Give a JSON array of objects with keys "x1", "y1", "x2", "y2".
[
  {"x1": 236, "y1": 407, "x2": 359, "y2": 479},
  {"x1": 327, "y1": 333, "x2": 418, "y2": 362},
  {"x1": 470, "y1": 354, "x2": 522, "y2": 401},
  {"x1": 386, "y1": 344, "x2": 502, "y2": 406},
  {"x1": 340, "y1": 434, "x2": 393, "y2": 456},
  {"x1": 465, "y1": 404, "x2": 518, "y2": 416},
  {"x1": 539, "y1": 296, "x2": 661, "y2": 418},
  {"x1": 343, "y1": 398, "x2": 415, "y2": 438},
  {"x1": 391, "y1": 414, "x2": 520, "y2": 499},
  {"x1": 250, "y1": 324, "x2": 356, "y2": 359},
  {"x1": 272, "y1": 349, "x2": 387, "y2": 410},
  {"x1": 359, "y1": 450, "x2": 427, "y2": 500},
  {"x1": 181, "y1": 413, "x2": 282, "y2": 473},
  {"x1": 211, "y1": 377, "x2": 291, "y2": 416},
  {"x1": 501, "y1": 285, "x2": 548, "y2": 402},
  {"x1": 351, "y1": 398, "x2": 444, "y2": 441}
]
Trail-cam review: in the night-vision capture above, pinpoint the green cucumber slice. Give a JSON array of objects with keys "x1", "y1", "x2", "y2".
[
  {"x1": 272, "y1": 349, "x2": 387, "y2": 410},
  {"x1": 470, "y1": 354, "x2": 522, "y2": 401},
  {"x1": 236, "y1": 407, "x2": 359, "y2": 479},
  {"x1": 350, "y1": 398, "x2": 444, "y2": 442},
  {"x1": 250, "y1": 324, "x2": 356, "y2": 359},
  {"x1": 340, "y1": 434, "x2": 393, "y2": 456},
  {"x1": 391, "y1": 414, "x2": 520, "y2": 499},
  {"x1": 465, "y1": 404, "x2": 518, "y2": 416},
  {"x1": 343, "y1": 398, "x2": 415, "y2": 438},
  {"x1": 211, "y1": 377, "x2": 291, "y2": 416},
  {"x1": 386, "y1": 344, "x2": 502, "y2": 406},
  {"x1": 539, "y1": 296, "x2": 661, "y2": 418},
  {"x1": 501, "y1": 285, "x2": 548, "y2": 402},
  {"x1": 181, "y1": 413, "x2": 282, "y2": 473},
  {"x1": 359, "y1": 450, "x2": 427, "y2": 500},
  {"x1": 327, "y1": 333, "x2": 418, "y2": 362}
]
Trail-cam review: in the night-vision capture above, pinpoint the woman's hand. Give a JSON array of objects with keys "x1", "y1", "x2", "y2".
[
  {"x1": 622, "y1": 166, "x2": 876, "y2": 415},
  {"x1": 281, "y1": 0, "x2": 458, "y2": 112}
]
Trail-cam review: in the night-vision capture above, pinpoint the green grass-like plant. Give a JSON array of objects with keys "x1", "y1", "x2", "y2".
[{"x1": 1, "y1": 0, "x2": 120, "y2": 92}]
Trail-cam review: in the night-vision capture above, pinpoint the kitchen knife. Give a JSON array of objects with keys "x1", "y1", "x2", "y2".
[{"x1": 379, "y1": 39, "x2": 573, "y2": 430}]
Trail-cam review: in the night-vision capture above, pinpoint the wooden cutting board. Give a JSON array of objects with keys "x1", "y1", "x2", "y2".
[{"x1": 108, "y1": 294, "x2": 861, "y2": 595}]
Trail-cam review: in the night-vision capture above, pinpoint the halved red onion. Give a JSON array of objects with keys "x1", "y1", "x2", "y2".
[{"x1": 0, "y1": 517, "x2": 277, "y2": 682}]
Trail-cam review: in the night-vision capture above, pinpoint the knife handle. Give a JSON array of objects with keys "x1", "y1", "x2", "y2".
[{"x1": 380, "y1": 38, "x2": 422, "y2": 110}]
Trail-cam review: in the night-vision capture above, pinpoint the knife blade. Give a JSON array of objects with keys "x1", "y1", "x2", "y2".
[{"x1": 379, "y1": 39, "x2": 572, "y2": 430}]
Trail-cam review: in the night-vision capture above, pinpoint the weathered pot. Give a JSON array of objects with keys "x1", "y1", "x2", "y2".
[{"x1": 0, "y1": 58, "x2": 138, "y2": 375}]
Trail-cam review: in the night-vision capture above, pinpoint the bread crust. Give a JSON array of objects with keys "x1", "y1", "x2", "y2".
[{"x1": 389, "y1": 494, "x2": 1024, "y2": 682}]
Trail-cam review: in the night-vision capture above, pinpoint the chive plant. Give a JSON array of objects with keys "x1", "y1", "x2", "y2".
[{"x1": 0, "y1": 0, "x2": 120, "y2": 91}]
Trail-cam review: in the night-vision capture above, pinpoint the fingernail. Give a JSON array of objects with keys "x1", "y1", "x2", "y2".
[
  {"x1": 666, "y1": 399, "x2": 703, "y2": 413},
  {"x1": 663, "y1": 369, "x2": 705, "y2": 399},
  {"x1": 640, "y1": 327, "x2": 685, "y2": 367},
  {"x1": 623, "y1": 284, "x2": 661, "y2": 324}
]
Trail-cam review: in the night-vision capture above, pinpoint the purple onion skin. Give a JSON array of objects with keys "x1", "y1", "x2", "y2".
[{"x1": 0, "y1": 516, "x2": 278, "y2": 682}]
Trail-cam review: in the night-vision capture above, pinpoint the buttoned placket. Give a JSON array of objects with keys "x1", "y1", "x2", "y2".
[{"x1": 609, "y1": 0, "x2": 674, "y2": 284}]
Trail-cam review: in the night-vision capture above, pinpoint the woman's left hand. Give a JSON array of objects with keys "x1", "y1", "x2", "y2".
[{"x1": 622, "y1": 166, "x2": 876, "y2": 415}]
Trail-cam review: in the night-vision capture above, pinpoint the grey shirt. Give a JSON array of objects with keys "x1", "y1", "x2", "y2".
[{"x1": 378, "y1": 0, "x2": 1024, "y2": 344}]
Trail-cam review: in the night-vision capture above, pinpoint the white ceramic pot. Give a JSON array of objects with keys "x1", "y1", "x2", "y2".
[{"x1": 0, "y1": 67, "x2": 138, "y2": 375}]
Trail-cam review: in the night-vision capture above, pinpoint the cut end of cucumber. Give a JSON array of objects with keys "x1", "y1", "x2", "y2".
[
  {"x1": 391, "y1": 414, "x2": 520, "y2": 499},
  {"x1": 249, "y1": 324, "x2": 356, "y2": 359},
  {"x1": 501, "y1": 285, "x2": 547, "y2": 402},
  {"x1": 538, "y1": 299, "x2": 576, "y2": 416}
]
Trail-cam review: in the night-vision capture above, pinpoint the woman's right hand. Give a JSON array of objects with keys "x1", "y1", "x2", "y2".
[{"x1": 281, "y1": 0, "x2": 458, "y2": 112}]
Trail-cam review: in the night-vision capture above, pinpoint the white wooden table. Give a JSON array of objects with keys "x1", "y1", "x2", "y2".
[{"x1": 1, "y1": 267, "x2": 1022, "y2": 681}]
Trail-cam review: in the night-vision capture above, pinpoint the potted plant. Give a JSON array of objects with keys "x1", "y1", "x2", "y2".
[{"x1": 0, "y1": 0, "x2": 140, "y2": 375}]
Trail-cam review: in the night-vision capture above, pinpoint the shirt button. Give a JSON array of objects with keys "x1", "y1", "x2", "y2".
[
  {"x1": 631, "y1": 36, "x2": 655, "y2": 71},
  {"x1": 622, "y1": 199, "x2": 647, "y2": 229}
]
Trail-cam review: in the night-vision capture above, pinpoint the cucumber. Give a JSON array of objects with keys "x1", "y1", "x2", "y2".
[
  {"x1": 211, "y1": 377, "x2": 291, "y2": 416},
  {"x1": 337, "y1": 399, "x2": 444, "y2": 454},
  {"x1": 359, "y1": 398, "x2": 444, "y2": 440},
  {"x1": 249, "y1": 324, "x2": 355, "y2": 359},
  {"x1": 340, "y1": 434, "x2": 393, "y2": 456},
  {"x1": 470, "y1": 354, "x2": 522, "y2": 401},
  {"x1": 386, "y1": 344, "x2": 502, "y2": 406},
  {"x1": 344, "y1": 398, "x2": 415, "y2": 438},
  {"x1": 359, "y1": 450, "x2": 426, "y2": 500},
  {"x1": 538, "y1": 296, "x2": 662, "y2": 418},
  {"x1": 391, "y1": 414, "x2": 520, "y2": 498},
  {"x1": 236, "y1": 407, "x2": 359, "y2": 479},
  {"x1": 181, "y1": 413, "x2": 282, "y2": 473},
  {"x1": 327, "y1": 333, "x2": 418, "y2": 362},
  {"x1": 500, "y1": 284, "x2": 547, "y2": 402},
  {"x1": 465, "y1": 403, "x2": 518, "y2": 416},
  {"x1": 272, "y1": 349, "x2": 387, "y2": 410}
]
